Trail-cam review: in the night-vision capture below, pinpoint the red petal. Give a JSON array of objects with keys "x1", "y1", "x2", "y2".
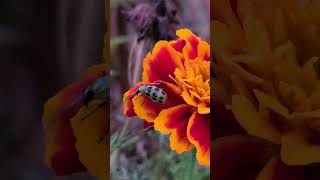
[
  {"x1": 142, "y1": 41, "x2": 184, "y2": 83},
  {"x1": 187, "y1": 113, "x2": 210, "y2": 166},
  {"x1": 170, "y1": 39, "x2": 186, "y2": 53},
  {"x1": 144, "y1": 121, "x2": 154, "y2": 130},
  {"x1": 154, "y1": 104, "x2": 194, "y2": 153},
  {"x1": 176, "y1": 29, "x2": 200, "y2": 60},
  {"x1": 123, "y1": 83, "x2": 143, "y2": 117},
  {"x1": 51, "y1": 120, "x2": 86, "y2": 175}
]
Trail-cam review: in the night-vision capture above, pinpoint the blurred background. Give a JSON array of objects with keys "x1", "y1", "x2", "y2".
[
  {"x1": 110, "y1": 0, "x2": 210, "y2": 179},
  {"x1": 0, "y1": 0, "x2": 105, "y2": 179}
]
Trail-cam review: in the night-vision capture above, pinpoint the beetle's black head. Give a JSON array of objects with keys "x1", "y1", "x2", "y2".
[{"x1": 82, "y1": 86, "x2": 95, "y2": 106}]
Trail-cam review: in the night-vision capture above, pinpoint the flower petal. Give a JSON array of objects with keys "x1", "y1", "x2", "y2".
[
  {"x1": 123, "y1": 83, "x2": 143, "y2": 117},
  {"x1": 281, "y1": 129, "x2": 320, "y2": 165},
  {"x1": 176, "y1": 28, "x2": 200, "y2": 60},
  {"x1": 169, "y1": 128, "x2": 194, "y2": 154},
  {"x1": 197, "y1": 40, "x2": 210, "y2": 61},
  {"x1": 231, "y1": 94, "x2": 282, "y2": 143},
  {"x1": 142, "y1": 41, "x2": 184, "y2": 83},
  {"x1": 170, "y1": 39, "x2": 186, "y2": 53},
  {"x1": 132, "y1": 81, "x2": 184, "y2": 122},
  {"x1": 154, "y1": 104, "x2": 193, "y2": 134},
  {"x1": 257, "y1": 157, "x2": 307, "y2": 180},
  {"x1": 50, "y1": 120, "x2": 86, "y2": 175},
  {"x1": 213, "y1": 135, "x2": 273, "y2": 180},
  {"x1": 198, "y1": 102, "x2": 210, "y2": 114},
  {"x1": 71, "y1": 100, "x2": 108, "y2": 180},
  {"x1": 187, "y1": 112, "x2": 210, "y2": 166},
  {"x1": 42, "y1": 64, "x2": 107, "y2": 175}
]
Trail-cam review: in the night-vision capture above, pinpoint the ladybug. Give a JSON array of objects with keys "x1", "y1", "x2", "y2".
[{"x1": 134, "y1": 84, "x2": 168, "y2": 104}]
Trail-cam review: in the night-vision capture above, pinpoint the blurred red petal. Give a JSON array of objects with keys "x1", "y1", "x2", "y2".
[
  {"x1": 50, "y1": 121, "x2": 86, "y2": 175},
  {"x1": 212, "y1": 135, "x2": 274, "y2": 180}
]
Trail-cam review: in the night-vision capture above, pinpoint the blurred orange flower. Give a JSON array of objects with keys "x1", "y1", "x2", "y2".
[
  {"x1": 123, "y1": 28, "x2": 210, "y2": 166},
  {"x1": 42, "y1": 64, "x2": 108, "y2": 180},
  {"x1": 213, "y1": 0, "x2": 320, "y2": 179}
]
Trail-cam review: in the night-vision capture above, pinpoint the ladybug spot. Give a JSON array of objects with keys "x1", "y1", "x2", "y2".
[
  {"x1": 152, "y1": 93, "x2": 157, "y2": 97},
  {"x1": 154, "y1": 88, "x2": 159, "y2": 91},
  {"x1": 159, "y1": 96, "x2": 163, "y2": 100},
  {"x1": 161, "y1": 91, "x2": 165, "y2": 95},
  {"x1": 147, "y1": 86, "x2": 153, "y2": 92},
  {"x1": 159, "y1": 100, "x2": 163, "y2": 103},
  {"x1": 146, "y1": 93, "x2": 150, "y2": 97},
  {"x1": 152, "y1": 97, "x2": 157, "y2": 101}
]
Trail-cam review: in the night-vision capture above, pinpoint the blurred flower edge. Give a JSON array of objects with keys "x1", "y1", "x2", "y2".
[
  {"x1": 42, "y1": 63, "x2": 108, "y2": 180},
  {"x1": 213, "y1": 0, "x2": 320, "y2": 179}
]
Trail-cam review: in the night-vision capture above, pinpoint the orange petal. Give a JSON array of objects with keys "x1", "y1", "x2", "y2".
[
  {"x1": 154, "y1": 104, "x2": 193, "y2": 134},
  {"x1": 71, "y1": 100, "x2": 108, "y2": 180},
  {"x1": 187, "y1": 112, "x2": 210, "y2": 166},
  {"x1": 142, "y1": 41, "x2": 184, "y2": 83},
  {"x1": 198, "y1": 102, "x2": 210, "y2": 114},
  {"x1": 197, "y1": 40, "x2": 210, "y2": 61},
  {"x1": 176, "y1": 28, "x2": 200, "y2": 60},
  {"x1": 132, "y1": 81, "x2": 184, "y2": 122},
  {"x1": 154, "y1": 104, "x2": 194, "y2": 153},
  {"x1": 169, "y1": 128, "x2": 194, "y2": 154}
]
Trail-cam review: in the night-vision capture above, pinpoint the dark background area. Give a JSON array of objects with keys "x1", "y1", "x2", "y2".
[{"x1": 0, "y1": 0, "x2": 105, "y2": 179}]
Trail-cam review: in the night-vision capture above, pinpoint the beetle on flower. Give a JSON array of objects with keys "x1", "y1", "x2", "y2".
[{"x1": 123, "y1": 28, "x2": 210, "y2": 166}]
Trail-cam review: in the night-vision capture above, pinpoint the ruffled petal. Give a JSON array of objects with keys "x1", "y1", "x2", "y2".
[
  {"x1": 154, "y1": 104, "x2": 194, "y2": 153},
  {"x1": 131, "y1": 81, "x2": 184, "y2": 122},
  {"x1": 187, "y1": 112, "x2": 210, "y2": 166},
  {"x1": 176, "y1": 28, "x2": 200, "y2": 60},
  {"x1": 197, "y1": 40, "x2": 210, "y2": 61},
  {"x1": 154, "y1": 104, "x2": 193, "y2": 134},
  {"x1": 142, "y1": 41, "x2": 184, "y2": 83},
  {"x1": 170, "y1": 39, "x2": 186, "y2": 53}
]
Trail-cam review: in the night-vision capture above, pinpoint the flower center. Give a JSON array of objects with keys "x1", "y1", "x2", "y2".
[{"x1": 174, "y1": 58, "x2": 210, "y2": 106}]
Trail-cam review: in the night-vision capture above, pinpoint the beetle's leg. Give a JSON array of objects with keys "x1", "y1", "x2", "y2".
[{"x1": 151, "y1": 80, "x2": 163, "y2": 86}]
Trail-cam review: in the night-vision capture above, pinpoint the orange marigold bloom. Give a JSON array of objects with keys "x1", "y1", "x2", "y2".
[
  {"x1": 123, "y1": 28, "x2": 210, "y2": 166},
  {"x1": 213, "y1": 0, "x2": 320, "y2": 179}
]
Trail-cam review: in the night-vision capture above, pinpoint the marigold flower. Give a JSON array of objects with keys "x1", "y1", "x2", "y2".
[
  {"x1": 123, "y1": 28, "x2": 210, "y2": 166},
  {"x1": 213, "y1": 0, "x2": 320, "y2": 178},
  {"x1": 42, "y1": 64, "x2": 108, "y2": 180}
]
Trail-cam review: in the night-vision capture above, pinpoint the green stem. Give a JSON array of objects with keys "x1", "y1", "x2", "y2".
[{"x1": 187, "y1": 149, "x2": 196, "y2": 180}]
